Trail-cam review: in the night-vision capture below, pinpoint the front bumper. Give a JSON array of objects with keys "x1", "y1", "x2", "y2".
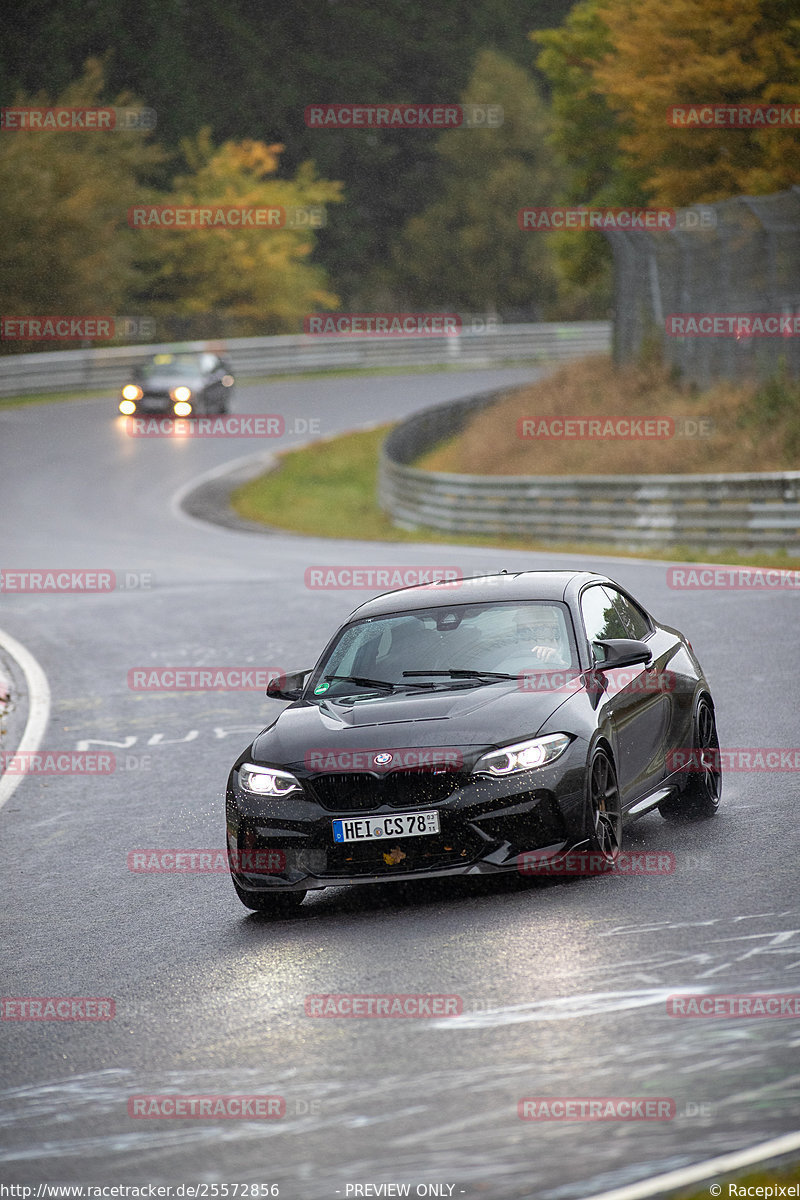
[{"x1": 225, "y1": 746, "x2": 587, "y2": 894}]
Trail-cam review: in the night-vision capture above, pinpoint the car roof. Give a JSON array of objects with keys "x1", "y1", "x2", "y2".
[{"x1": 348, "y1": 570, "x2": 615, "y2": 620}]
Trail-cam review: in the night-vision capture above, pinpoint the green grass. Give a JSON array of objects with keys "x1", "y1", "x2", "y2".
[
  {"x1": 668, "y1": 1158, "x2": 800, "y2": 1200},
  {"x1": 231, "y1": 424, "x2": 800, "y2": 567},
  {"x1": 232, "y1": 426, "x2": 409, "y2": 541},
  {"x1": 0, "y1": 387, "x2": 113, "y2": 409}
]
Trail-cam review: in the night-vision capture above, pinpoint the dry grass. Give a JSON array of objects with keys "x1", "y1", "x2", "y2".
[{"x1": 417, "y1": 355, "x2": 798, "y2": 475}]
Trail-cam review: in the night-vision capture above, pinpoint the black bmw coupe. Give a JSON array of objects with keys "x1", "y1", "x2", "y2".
[
  {"x1": 118, "y1": 351, "x2": 234, "y2": 418},
  {"x1": 226, "y1": 571, "x2": 721, "y2": 913}
]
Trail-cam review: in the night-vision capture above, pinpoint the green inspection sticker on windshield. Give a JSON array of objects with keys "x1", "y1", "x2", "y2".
[{"x1": 314, "y1": 682, "x2": 330, "y2": 694}]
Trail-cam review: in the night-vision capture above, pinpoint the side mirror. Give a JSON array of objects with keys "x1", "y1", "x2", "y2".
[
  {"x1": 266, "y1": 669, "x2": 312, "y2": 701},
  {"x1": 593, "y1": 638, "x2": 652, "y2": 669}
]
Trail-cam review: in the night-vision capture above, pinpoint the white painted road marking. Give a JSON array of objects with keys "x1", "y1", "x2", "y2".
[
  {"x1": 0, "y1": 626, "x2": 51, "y2": 814},
  {"x1": 583, "y1": 1128, "x2": 800, "y2": 1200}
]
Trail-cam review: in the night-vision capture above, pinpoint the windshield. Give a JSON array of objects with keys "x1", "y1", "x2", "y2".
[
  {"x1": 139, "y1": 353, "x2": 215, "y2": 378},
  {"x1": 309, "y1": 600, "x2": 578, "y2": 697}
]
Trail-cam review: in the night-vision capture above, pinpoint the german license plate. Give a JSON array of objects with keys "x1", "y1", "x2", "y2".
[{"x1": 332, "y1": 811, "x2": 440, "y2": 843}]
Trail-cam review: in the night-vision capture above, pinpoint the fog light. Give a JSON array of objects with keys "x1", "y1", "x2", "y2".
[
  {"x1": 119, "y1": 399, "x2": 137, "y2": 415},
  {"x1": 173, "y1": 401, "x2": 192, "y2": 416}
]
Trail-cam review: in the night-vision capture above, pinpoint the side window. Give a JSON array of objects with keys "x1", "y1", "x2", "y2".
[
  {"x1": 580, "y1": 586, "x2": 628, "y2": 659},
  {"x1": 606, "y1": 588, "x2": 651, "y2": 639}
]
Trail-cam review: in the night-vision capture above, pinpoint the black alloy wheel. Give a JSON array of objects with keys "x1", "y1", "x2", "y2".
[
  {"x1": 660, "y1": 697, "x2": 721, "y2": 820},
  {"x1": 585, "y1": 747, "x2": 622, "y2": 865}
]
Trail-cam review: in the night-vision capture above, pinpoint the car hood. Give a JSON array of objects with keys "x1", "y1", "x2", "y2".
[{"x1": 250, "y1": 682, "x2": 575, "y2": 767}]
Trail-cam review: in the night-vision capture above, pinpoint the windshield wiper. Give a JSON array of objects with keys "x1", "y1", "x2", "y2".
[
  {"x1": 402, "y1": 669, "x2": 517, "y2": 680},
  {"x1": 322, "y1": 674, "x2": 394, "y2": 691}
]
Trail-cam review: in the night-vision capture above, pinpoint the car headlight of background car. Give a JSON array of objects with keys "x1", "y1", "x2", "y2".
[
  {"x1": 238, "y1": 763, "x2": 303, "y2": 796},
  {"x1": 119, "y1": 384, "x2": 143, "y2": 415},
  {"x1": 473, "y1": 733, "x2": 572, "y2": 777}
]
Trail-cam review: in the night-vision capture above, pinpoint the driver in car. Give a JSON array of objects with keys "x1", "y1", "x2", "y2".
[{"x1": 518, "y1": 611, "x2": 570, "y2": 665}]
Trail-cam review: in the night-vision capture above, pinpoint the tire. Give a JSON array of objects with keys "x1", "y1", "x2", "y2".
[
  {"x1": 584, "y1": 746, "x2": 622, "y2": 865},
  {"x1": 232, "y1": 878, "x2": 306, "y2": 914},
  {"x1": 659, "y1": 697, "x2": 721, "y2": 821}
]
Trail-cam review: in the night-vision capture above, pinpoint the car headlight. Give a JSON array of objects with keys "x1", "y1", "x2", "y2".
[
  {"x1": 473, "y1": 733, "x2": 572, "y2": 777},
  {"x1": 121, "y1": 384, "x2": 143, "y2": 401},
  {"x1": 238, "y1": 763, "x2": 302, "y2": 796},
  {"x1": 171, "y1": 386, "x2": 192, "y2": 403}
]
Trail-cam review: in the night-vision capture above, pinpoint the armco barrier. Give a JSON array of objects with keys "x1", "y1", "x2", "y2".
[
  {"x1": 0, "y1": 322, "x2": 611, "y2": 398},
  {"x1": 378, "y1": 391, "x2": 800, "y2": 554}
]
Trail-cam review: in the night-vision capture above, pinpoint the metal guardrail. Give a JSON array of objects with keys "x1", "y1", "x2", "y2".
[
  {"x1": 0, "y1": 321, "x2": 611, "y2": 398},
  {"x1": 379, "y1": 390, "x2": 800, "y2": 553}
]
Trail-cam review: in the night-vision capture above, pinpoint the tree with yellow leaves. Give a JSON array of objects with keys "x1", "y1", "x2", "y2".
[
  {"x1": 592, "y1": 0, "x2": 800, "y2": 207},
  {"x1": 0, "y1": 59, "x2": 164, "y2": 343},
  {"x1": 132, "y1": 131, "x2": 343, "y2": 335},
  {"x1": 536, "y1": 0, "x2": 800, "y2": 211}
]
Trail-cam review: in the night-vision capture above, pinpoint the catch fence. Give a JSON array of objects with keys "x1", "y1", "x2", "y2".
[{"x1": 606, "y1": 187, "x2": 800, "y2": 386}]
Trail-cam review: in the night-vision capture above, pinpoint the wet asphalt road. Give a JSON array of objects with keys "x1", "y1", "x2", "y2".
[{"x1": 0, "y1": 370, "x2": 798, "y2": 1198}]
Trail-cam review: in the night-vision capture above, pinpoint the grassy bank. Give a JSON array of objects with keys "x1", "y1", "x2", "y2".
[
  {"x1": 230, "y1": 424, "x2": 800, "y2": 567},
  {"x1": 417, "y1": 355, "x2": 800, "y2": 476}
]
